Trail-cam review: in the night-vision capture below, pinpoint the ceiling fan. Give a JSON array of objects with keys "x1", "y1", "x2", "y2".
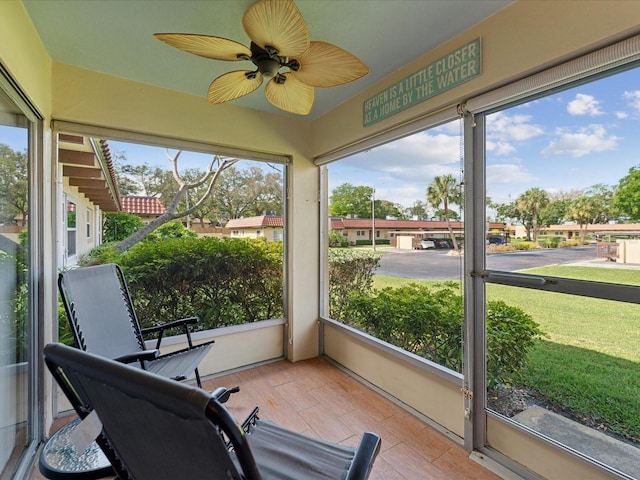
[{"x1": 154, "y1": 0, "x2": 369, "y2": 115}]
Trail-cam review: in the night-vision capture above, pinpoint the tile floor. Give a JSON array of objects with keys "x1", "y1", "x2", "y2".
[{"x1": 30, "y1": 357, "x2": 502, "y2": 480}]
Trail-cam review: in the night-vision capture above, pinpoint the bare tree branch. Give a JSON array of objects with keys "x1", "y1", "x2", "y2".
[{"x1": 113, "y1": 152, "x2": 239, "y2": 252}]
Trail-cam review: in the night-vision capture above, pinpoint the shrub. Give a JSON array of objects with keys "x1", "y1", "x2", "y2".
[
  {"x1": 486, "y1": 243, "x2": 515, "y2": 253},
  {"x1": 328, "y1": 249, "x2": 381, "y2": 319},
  {"x1": 537, "y1": 236, "x2": 563, "y2": 248},
  {"x1": 79, "y1": 241, "x2": 121, "y2": 265},
  {"x1": 341, "y1": 283, "x2": 542, "y2": 386},
  {"x1": 145, "y1": 221, "x2": 197, "y2": 241},
  {"x1": 511, "y1": 239, "x2": 538, "y2": 250},
  {"x1": 84, "y1": 236, "x2": 283, "y2": 331},
  {"x1": 486, "y1": 300, "x2": 543, "y2": 387},
  {"x1": 345, "y1": 284, "x2": 463, "y2": 371},
  {"x1": 559, "y1": 239, "x2": 580, "y2": 247},
  {"x1": 354, "y1": 239, "x2": 390, "y2": 246},
  {"x1": 329, "y1": 230, "x2": 349, "y2": 247},
  {"x1": 0, "y1": 231, "x2": 29, "y2": 363},
  {"x1": 103, "y1": 212, "x2": 143, "y2": 242}
]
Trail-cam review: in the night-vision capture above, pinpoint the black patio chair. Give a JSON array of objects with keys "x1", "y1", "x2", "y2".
[
  {"x1": 58, "y1": 263, "x2": 219, "y2": 390},
  {"x1": 44, "y1": 343, "x2": 381, "y2": 480}
]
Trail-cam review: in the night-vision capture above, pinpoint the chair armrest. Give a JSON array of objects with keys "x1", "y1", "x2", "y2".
[
  {"x1": 142, "y1": 317, "x2": 201, "y2": 350},
  {"x1": 114, "y1": 349, "x2": 160, "y2": 365},
  {"x1": 212, "y1": 386, "x2": 241, "y2": 404},
  {"x1": 141, "y1": 316, "x2": 199, "y2": 335}
]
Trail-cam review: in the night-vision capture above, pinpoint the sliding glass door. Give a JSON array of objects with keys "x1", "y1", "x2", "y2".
[{"x1": 0, "y1": 80, "x2": 37, "y2": 479}]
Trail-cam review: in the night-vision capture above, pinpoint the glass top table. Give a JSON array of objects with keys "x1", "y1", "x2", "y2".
[{"x1": 39, "y1": 417, "x2": 115, "y2": 479}]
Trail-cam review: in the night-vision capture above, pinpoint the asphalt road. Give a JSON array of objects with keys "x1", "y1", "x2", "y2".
[{"x1": 375, "y1": 245, "x2": 598, "y2": 280}]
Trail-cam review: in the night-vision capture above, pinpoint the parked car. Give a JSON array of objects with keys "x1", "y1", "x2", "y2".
[
  {"x1": 420, "y1": 239, "x2": 435, "y2": 249},
  {"x1": 434, "y1": 238, "x2": 454, "y2": 249},
  {"x1": 487, "y1": 236, "x2": 507, "y2": 245}
]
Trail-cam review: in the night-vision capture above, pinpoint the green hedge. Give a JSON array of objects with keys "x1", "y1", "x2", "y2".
[
  {"x1": 355, "y1": 239, "x2": 391, "y2": 246},
  {"x1": 329, "y1": 230, "x2": 349, "y2": 247},
  {"x1": 511, "y1": 239, "x2": 538, "y2": 250},
  {"x1": 537, "y1": 236, "x2": 564, "y2": 248},
  {"x1": 328, "y1": 249, "x2": 381, "y2": 320},
  {"x1": 78, "y1": 237, "x2": 283, "y2": 333},
  {"x1": 339, "y1": 283, "x2": 542, "y2": 386}
]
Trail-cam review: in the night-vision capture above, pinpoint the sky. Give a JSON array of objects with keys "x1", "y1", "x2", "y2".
[
  {"x1": 1, "y1": 65, "x2": 637, "y2": 215},
  {"x1": 328, "y1": 65, "x2": 640, "y2": 212}
]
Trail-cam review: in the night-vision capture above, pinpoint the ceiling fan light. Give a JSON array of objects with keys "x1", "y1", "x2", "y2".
[{"x1": 258, "y1": 57, "x2": 280, "y2": 78}]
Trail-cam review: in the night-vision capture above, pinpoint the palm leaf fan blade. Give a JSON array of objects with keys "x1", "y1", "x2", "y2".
[
  {"x1": 264, "y1": 73, "x2": 314, "y2": 115},
  {"x1": 208, "y1": 71, "x2": 264, "y2": 104},
  {"x1": 294, "y1": 41, "x2": 369, "y2": 87},
  {"x1": 153, "y1": 34, "x2": 251, "y2": 61},
  {"x1": 243, "y1": 0, "x2": 309, "y2": 57}
]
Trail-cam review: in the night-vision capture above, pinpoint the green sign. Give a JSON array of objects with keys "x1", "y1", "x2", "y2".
[{"x1": 363, "y1": 38, "x2": 481, "y2": 126}]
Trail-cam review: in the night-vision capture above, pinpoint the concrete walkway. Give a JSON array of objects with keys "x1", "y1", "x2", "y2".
[
  {"x1": 513, "y1": 406, "x2": 640, "y2": 478},
  {"x1": 567, "y1": 256, "x2": 640, "y2": 269}
]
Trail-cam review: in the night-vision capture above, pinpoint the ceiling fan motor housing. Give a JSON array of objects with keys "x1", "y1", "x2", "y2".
[{"x1": 251, "y1": 42, "x2": 281, "y2": 78}]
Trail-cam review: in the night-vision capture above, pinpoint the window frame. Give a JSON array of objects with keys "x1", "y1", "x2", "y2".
[
  {"x1": 464, "y1": 40, "x2": 640, "y2": 476},
  {"x1": 52, "y1": 121, "x2": 292, "y2": 358},
  {"x1": 319, "y1": 32, "x2": 640, "y2": 480},
  {"x1": 0, "y1": 61, "x2": 44, "y2": 480},
  {"x1": 86, "y1": 207, "x2": 92, "y2": 240}
]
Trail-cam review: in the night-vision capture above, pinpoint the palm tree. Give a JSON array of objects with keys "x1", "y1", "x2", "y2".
[
  {"x1": 570, "y1": 195, "x2": 599, "y2": 244},
  {"x1": 427, "y1": 174, "x2": 462, "y2": 251},
  {"x1": 516, "y1": 188, "x2": 549, "y2": 242}
]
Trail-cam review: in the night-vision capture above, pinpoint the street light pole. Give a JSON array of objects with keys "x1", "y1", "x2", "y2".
[{"x1": 372, "y1": 187, "x2": 376, "y2": 251}]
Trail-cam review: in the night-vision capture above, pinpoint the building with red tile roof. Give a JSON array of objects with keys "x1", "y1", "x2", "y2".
[
  {"x1": 225, "y1": 215, "x2": 284, "y2": 241},
  {"x1": 225, "y1": 215, "x2": 506, "y2": 246},
  {"x1": 119, "y1": 196, "x2": 167, "y2": 222}
]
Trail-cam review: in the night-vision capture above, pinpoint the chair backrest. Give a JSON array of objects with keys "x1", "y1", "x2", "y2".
[
  {"x1": 44, "y1": 343, "x2": 261, "y2": 480},
  {"x1": 58, "y1": 264, "x2": 144, "y2": 360}
]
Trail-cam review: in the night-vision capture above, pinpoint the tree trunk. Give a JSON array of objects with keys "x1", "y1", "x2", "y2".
[
  {"x1": 443, "y1": 204, "x2": 459, "y2": 252},
  {"x1": 113, "y1": 213, "x2": 179, "y2": 252}
]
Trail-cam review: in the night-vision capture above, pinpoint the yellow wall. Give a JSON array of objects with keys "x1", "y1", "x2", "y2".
[
  {"x1": 0, "y1": 0, "x2": 58, "y2": 432},
  {"x1": 323, "y1": 324, "x2": 464, "y2": 436},
  {"x1": 61, "y1": 177, "x2": 102, "y2": 264},
  {"x1": 0, "y1": 2, "x2": 52, "y2": 112}
]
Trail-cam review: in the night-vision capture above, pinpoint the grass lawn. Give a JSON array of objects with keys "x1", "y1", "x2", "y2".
[{"x1": 373, "y1": 267, "x2": 640, "y2": 442}]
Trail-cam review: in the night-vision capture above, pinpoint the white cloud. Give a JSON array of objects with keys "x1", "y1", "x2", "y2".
[
  {"x1": 380, "y1": 185, "x2": 425, "y2": 208},
  {"x1": 567, "y1": 93, "x2": 603, "y2": 116},
  {"x1": 541, "y1": 124, "x2": 620, "y2": 158},
  {"x1": 486, "y1": 140, "x2": 516, "y2": 156},
  {"x1": 377, "y1": 131, "x2": 460, "y2": 166},
  {"x1": 616, "y1": 111, "x2": 629, "y2": 119},
  {"x1": 486, "y1": 162, "x2": 536, "y2": 185},
  {"x1": 623, "y1": 90, "x2": 640, "y2": 113},
  {"x1": 487, "y1": 111, "x2": 544, "y2": 143},
  {"x1": 333, "y1": 131, "x2": 463, "y2": 202},
  {"x1": 432, "y1": 119, "x2": 462, "y2": 136}
]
